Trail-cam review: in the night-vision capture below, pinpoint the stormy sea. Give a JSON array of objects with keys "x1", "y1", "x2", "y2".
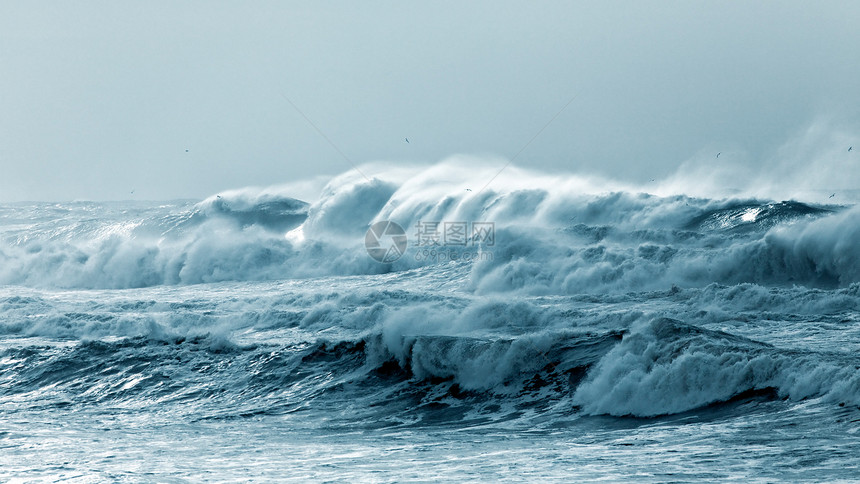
[{"x1": 2, "y1": 162, "x2": 859, "y2": 481}]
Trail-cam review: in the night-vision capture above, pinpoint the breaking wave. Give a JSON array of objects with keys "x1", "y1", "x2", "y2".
[
  {"x1": 0, "y1": 160, "x2": 854, "y2": 291},
  {"x1": 2, "y1": 280, "x2": 859, "y2": 419}
]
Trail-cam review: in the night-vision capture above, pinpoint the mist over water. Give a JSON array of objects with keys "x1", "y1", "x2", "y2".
[{"x1": 2, "y1": 150, "x2": 860, "y2": 480}]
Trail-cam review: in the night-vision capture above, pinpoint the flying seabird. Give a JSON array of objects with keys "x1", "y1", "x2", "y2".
[
  {"x1": 405, "y1": 138, "x2": 409, "y2": 143},
  {"x1": 829, "y1": 193, "x2": 836, "y2": 199},
  {"x1": 716, "y1": 152, "x2": 721, "y2": 158}
]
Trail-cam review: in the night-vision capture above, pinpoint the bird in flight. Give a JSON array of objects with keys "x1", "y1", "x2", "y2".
[
  {"x1": 829, "y1": 193, "x2": 836, "y2": 199},
  {"x1": 716, "y1": 152, "x2": 721, "y2": 158},
  {"x1": 405, "y1": 138, "x2": 409, "y2": 143},
  {"x1": 850, "y1": 147, "x2": 853, "y2": 152}
]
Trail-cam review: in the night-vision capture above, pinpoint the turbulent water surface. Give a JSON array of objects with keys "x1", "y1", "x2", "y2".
[{"x1": 2, "y1": 166, "x2": 860, "y2": 481}]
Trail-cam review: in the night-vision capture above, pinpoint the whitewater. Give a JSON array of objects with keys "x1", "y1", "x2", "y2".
[{"x1": 2, "y1": 160, "x2": 860, "y2": 481}]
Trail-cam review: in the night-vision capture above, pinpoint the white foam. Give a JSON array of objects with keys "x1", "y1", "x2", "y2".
[
  {"x1": 572, "y1": 318, "x2": 860, "y2": 416},
  {"x1": 0, "y1": 158, "x2": 855, "y2": 290}
]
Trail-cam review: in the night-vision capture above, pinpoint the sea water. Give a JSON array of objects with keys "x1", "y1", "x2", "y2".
[{"x1": 1, "y1": 164, "x2": 859, "y2": 481}]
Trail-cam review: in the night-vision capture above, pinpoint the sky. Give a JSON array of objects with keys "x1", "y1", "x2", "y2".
[{"x1": 1, "y1": 1, "x2": 859, "y2": 202}]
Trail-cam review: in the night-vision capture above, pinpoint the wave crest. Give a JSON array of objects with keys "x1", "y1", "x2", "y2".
[{"x1": 0, "y1": 161, "x2": 855, "y2": 290}]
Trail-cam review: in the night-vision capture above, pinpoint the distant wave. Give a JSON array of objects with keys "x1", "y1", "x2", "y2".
[
  {"x1": 190, "y1": 192, "x2": 308, "y2": 232},
  {"x1": 0, "y1": 161, "x2": 856, "y2": 290}
]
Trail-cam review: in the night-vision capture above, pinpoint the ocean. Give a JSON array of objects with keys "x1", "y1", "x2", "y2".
[{"x1": 1, "y1": 164, "x2": 859, "y2": 481}]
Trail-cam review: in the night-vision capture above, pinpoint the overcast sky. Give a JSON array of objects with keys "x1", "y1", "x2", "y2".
[{"x1": 1, "y1": 1, "x2": 859, "y2": 201}]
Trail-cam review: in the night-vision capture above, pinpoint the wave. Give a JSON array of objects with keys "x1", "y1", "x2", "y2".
[
  {"x1": 686, "y1": 200, "x2": 832, "y2": 233},
  {"x1": 572, "y1": 318, "x2": 860, "y2": 417},
  {"x1": 3, "y1": 283, "x2": 859, "y2": 420},
  {"x1": 4, "y1": 311, "x2": 860, "y2": 421},
  {"x1": 189, "y1": 191, "x2": 308, "y2": 232},
  {"x1": 0, "y1": 160, "x2": 856, "y2": 290}
]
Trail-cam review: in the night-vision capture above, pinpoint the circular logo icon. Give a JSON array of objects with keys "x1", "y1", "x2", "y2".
[{"x1": 365, "y1": 220, "x2": 407, "y2": 263}]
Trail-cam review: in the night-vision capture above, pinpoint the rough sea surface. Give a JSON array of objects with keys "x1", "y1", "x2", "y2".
[{"x1": 2, "y1": 165, "x2": 859, "y2": 481}]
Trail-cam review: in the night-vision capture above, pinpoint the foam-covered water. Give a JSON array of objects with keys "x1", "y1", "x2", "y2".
[{"x1": 2, "y1": 162, "x2": 859, "y2": 481}]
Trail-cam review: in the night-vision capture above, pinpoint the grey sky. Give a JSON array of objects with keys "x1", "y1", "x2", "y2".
[{"x1": 2, "y1": 1, "x2": 859, "y2": 202}]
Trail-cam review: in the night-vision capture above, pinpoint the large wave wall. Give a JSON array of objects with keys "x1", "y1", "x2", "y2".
[{"x1": 1, "y1": 159, "x2": 855, "y2": 291}]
